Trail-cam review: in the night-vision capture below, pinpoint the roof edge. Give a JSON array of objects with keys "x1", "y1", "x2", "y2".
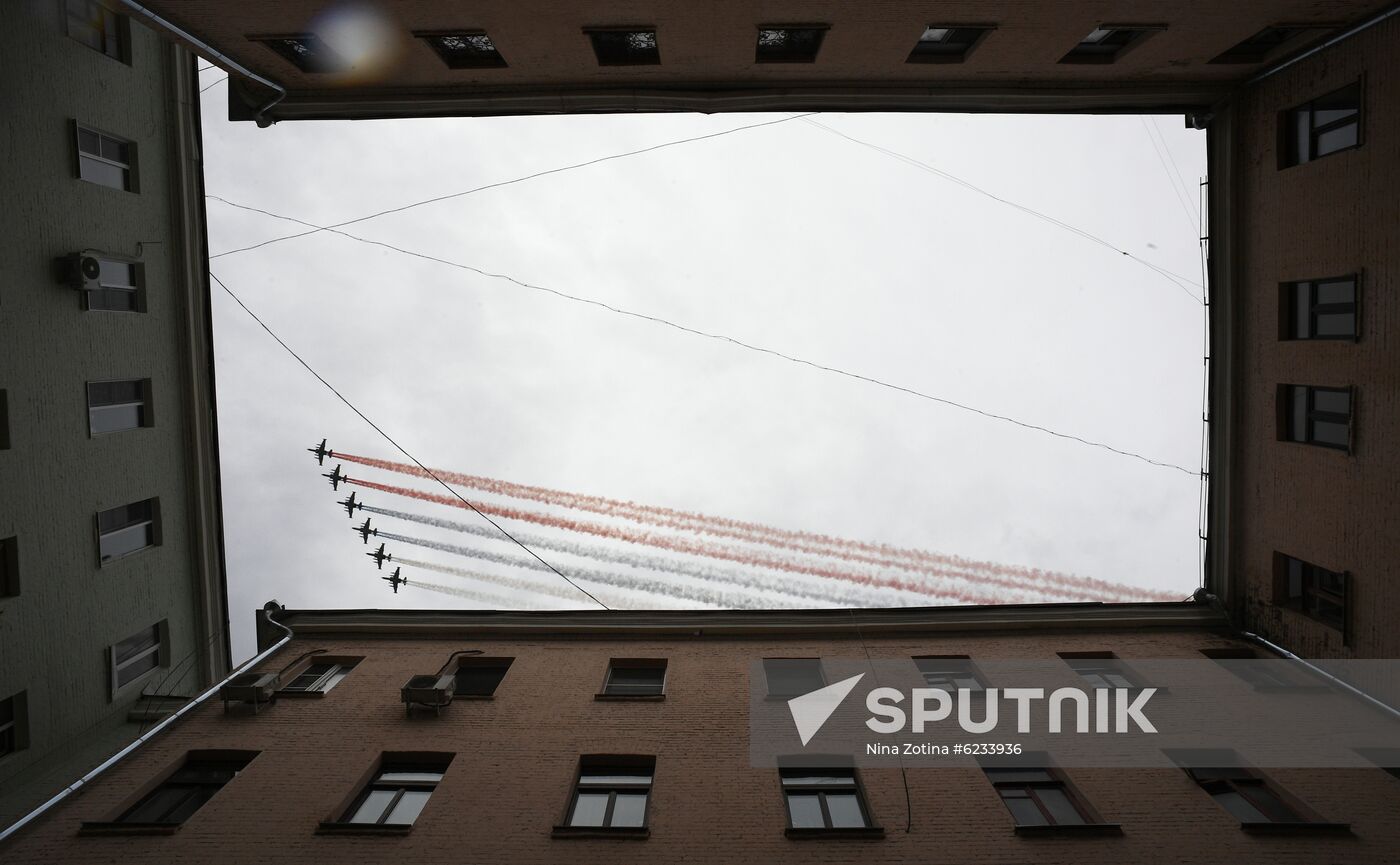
[{"x1": 258, "y1": 599, "x2": 1227, "y2": 647}]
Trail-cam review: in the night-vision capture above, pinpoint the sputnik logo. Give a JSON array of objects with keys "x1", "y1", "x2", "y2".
[{"x1": 788, "y1": 674, "x2": 865, "y2": 746}]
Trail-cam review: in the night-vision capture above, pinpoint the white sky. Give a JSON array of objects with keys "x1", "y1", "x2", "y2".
[{"x1": 199, "y1": 73, "x2": 1208, "y2": 663}]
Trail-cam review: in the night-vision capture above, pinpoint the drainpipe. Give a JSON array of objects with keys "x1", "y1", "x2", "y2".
[
  {"x1": 1246, "y1": 1, "x2": 1400, "y2": 86},
  {"x1": 1239, "y1": 630, "x2": 1400, "y2": 724},
  {"x1": 0, "y1": 603, "x2": 296, "y2": 844},
  {"x1": 114, "y1": 0, "x2": 286, "y2": 126}
]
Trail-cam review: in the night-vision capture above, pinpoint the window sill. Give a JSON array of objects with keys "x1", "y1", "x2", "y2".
[
  {"x1": 274, "y1": 689, "x2": 329, "y2": 699},
  {"x1": 97, "y1": 545, "x2": 157, "y2": 569},
  {"x1": 316, "y1": 822, "x2": 413, "y2": 836},
  {"x1": 80, "y1": 822, "x2": 181, "y2": 836},
  {"x1": 594, "y1": 693, "x2": 665, "y2": 702},
  {"x1": 1014, "y1": 823, "x2": 1122, "y2": 836},
  {"x1": 1240, "y1": 821, "x2": 1350, "y2": 835},
  {"x1": 785, "y1": 826, "x2": 885, "y2": 839},
  {"x1": 551, "y1": 825, "x2": 650, "y2": 839}
]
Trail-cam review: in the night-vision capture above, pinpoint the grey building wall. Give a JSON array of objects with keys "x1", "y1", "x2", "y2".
[{"x1": 0, "y1": 1, "x2": 228, "y2": 829}]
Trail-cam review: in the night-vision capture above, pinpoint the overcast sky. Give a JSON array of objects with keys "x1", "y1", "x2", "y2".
[{"x1": 199, "y1": 73, "x2": 1208, "y2": 663}]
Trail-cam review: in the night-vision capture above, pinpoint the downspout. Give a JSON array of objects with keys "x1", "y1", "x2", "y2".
[
  {"x1": 115, "y1": 0, "x2": 286, "y2": 126},
  {"x1": 0, "y1": 604, "x2": 296, "y2": 844},
  {"x1": 1239, "y1": 630, "x2": 1400, "y2": 725},
  {"x1": 1245, "y1": 1, "x2": 1400, "y2": 86}
]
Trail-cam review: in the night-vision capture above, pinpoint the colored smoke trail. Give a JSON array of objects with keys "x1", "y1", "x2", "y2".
[
  {"x1": 403, "y1": 557, "x2": 627, "y2": 601},
  {"x1": 378, "y1": 530, "x2": 784, "y2": 610},
  {"x1": 352, "y1": 478, "x2": 998, "y2": 605},
  {"x1": 366, "y1": 504, "x2": 1016, "y2": 607},
  {"x1": 336, "y1": 453, "x2": 1169, "y2": 601}
]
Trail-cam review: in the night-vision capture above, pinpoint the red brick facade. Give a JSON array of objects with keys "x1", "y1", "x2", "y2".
[
  {"x1": 1222, "y1": 14, "x2": 1399, "y2": 659},
  {"x1": 4, "y1": 607, "x2": 1399, "y2": 863}
]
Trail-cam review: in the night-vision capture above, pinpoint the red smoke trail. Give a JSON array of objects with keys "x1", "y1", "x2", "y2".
[
  {"x1": 351, "y1": 477, "x2": 1023, "y2": 605},
  {"x1": 335, "y1": 453, "x2": 1167, "y2": 601}
]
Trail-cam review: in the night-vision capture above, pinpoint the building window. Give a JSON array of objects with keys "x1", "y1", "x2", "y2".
[
  {"x1": 66, "y1": 0, "x2": 130, "y2": 62},
  {"x1": 1281, "y1": 276, "x2": 1356, "y2": 340},
  {"x1": 1058, "y1": 653, "x2": 1138, "y2": 689},
  {"x1": 97, "y1": 498, "x2": 158, "y2": 563},
  {"x1": 563, "y1": 756, "x2": 654, "y2": 829},
  {"x1": 86, "y1": 259, "x2": 145, "y2": 313},
  {"x1": 1200, "y1": 648, "x2": 1305, "y2": 689},
  {"x1": 1210, "y1": 26, "x2": 1308, "y2": 64},
  {"x1": 452, "y1": 656, "x2": 512, "y2": 696},
  {"x1": 0, "y1": 536, "x2": 18, "y2": 598},
  {"x1": 111, "y1": 753, "x2": 256, "y2": 825},
  {"x1": 985, "y1": 767, "x2": 1092, "y2": 826},
  {"x1": 781, "y1": 767, "x2": 873, "y2": 829},
  {"x1": 585, "y1": 28, "x2": 660, "y2": 66},
  {"x1": 250, "y1": 34, "x2": 343, "y2": 73},
  {"x1": 1, "y1": 692, "x2": 28, "y2": 759},
  {"x1": 1279, "y1": 385, "x2": 1351, "y2": 450},
  {"x1": 764, "y1": 658, "x2": 824, "y2": 698},
  {"x1": 279, "y1": 658, "x2": 359, "y2": 695},
  {"x1": 1274, "y1": 553, "x2": 1347, "y2": 631},
  {"x1": 1283, "y1": 81, "x2": 1361, "y2": 167},
  {"x1": 755, "y1": 26, "x2": 828, "y2": 63},
  {"x1": 416, "y1": 31, "x2": 507, "y2": 68},
  {"x1": 907, "y1": 26, "x2": 993, "y2": 63},
  {"x1": 600, "y1": 659, "x2": 666, "y2": 697},
  {"x1": 87, "y1": 379, "x2": 152, "y2": 435},
  {"x1": 75, "y1": 123, "x2": 136, "y2": 191},
  {"x1": 1060, "y1": 25, "x2": 1163, "y2": 63},
  {"x1": 111, "y1": 622, "x2": 165, "y2": 695},
  {"x1": 339, "y1": 755, "x2": 452, "y2": 826},
  {"x1": 1186, "y1": 766, "x2": 1307, "y2": 823},
  {"x1": 913, "y1": 656, "x2": 985, "y2": 692}
]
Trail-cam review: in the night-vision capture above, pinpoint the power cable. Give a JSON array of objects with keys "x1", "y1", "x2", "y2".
[
  {"x1": 1152, "y1": 116, "x2": 1205, "y2": 234},
  {"x1": 1139, "y1": 117, "x2": 1199, "y2": 235},
  {"x1": 208, "y1": 196, "x2": 1196, "y2": 475},
  {"x1": 209, "y1": 113, "x2": 816, "y2": 260},
  {"x1": 801, "y1": 117, "x2": 1205, "y2": 304},
  {"x1": 209, "y1": 271, "x2": 610, "y2": 609},
  {"x1": 201, "y1": 76, "x2": 228, "y2": 94}
]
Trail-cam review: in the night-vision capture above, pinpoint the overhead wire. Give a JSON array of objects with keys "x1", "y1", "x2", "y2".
[
  {"x1": 1139, "y1": 116, "x2": 1199, "y2": 236},
  {"x1": 208, "y1": 271, "x2": 610, "y2": 609},
  {"x1": 800, "y1": 117, "x2": 1205, "y2": 304},
  {"x1": 209, "y1": 112, "x2": 817, "y2": 260},
  {"x1": 207, "y1": 196, "x2": 1195, "y2": 475},
  {"x1": 201, "y1": 76, "x2": 228, "y2": 94}
]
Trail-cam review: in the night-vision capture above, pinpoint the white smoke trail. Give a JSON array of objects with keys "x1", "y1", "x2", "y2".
[
  {"x1": 410, "y1": 579, "x2": 548, "y2": 609},
  {"x1": 397, "y1": 556, "x2": 639, "y2": 608},
  {"x1": 365, "y1": 505, "x2": 942, "y2": 607},
  {"x1": 378, "y1": 531, "x2": 788, "y2": 610}
]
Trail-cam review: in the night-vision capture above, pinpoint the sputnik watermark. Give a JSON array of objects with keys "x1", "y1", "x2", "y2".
[
  {"x1": 787, "y1": 674, "x2": 1156, "y2": 746},
  {"x1": 865, "y1": 686, "x2": 1157, "y2": 735},
  {"x1": 752, "y1": 658, "x2": 1400, "y2": 768}
]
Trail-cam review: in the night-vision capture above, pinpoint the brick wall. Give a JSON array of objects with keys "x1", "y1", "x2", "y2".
[
  {"x1": 4, "y1": 628, "x2": 1398, "y2": 863},
  {"x1": 1228, "y1": 16, "x2": 1399, "y2": 658}
]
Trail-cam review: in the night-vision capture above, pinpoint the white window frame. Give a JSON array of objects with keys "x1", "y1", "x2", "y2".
[
  {"x1": 278, "y1": 659, "x2": 358, "y2": 695},
  {"x1": 87, "y1": 378, "x2": 151, "y2": 435},
  {"x1": 86, "y1": 258, "x2": 145, "y2": 313},
  {"x1": 75, "y1": 121, "x2": 137, "y2": 191},
  {"x1": 97, "y1": 498, "x2": 158, "y2": 565},
  {"x1": 110, "y1": 622, "x2": 167, "y2": 699}
]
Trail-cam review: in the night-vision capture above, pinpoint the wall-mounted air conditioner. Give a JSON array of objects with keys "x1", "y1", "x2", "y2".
[
  {"x1": 220, "y1": 672, "x2": 279, "y2": 714},
  {"x1": 401, "y1": 673, "x2": 455, "y2": 716}
]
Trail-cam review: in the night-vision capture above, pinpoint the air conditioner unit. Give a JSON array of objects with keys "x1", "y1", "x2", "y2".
[
  {"x1": 220, "y1": 672, "x2": 280, "y2": 714},
  {"x1": 61, "y1": 253, "x2": 103, "y2": 292},
  {"x1": 401, "y1": 673, "x2": 455, "y2": 716}
]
